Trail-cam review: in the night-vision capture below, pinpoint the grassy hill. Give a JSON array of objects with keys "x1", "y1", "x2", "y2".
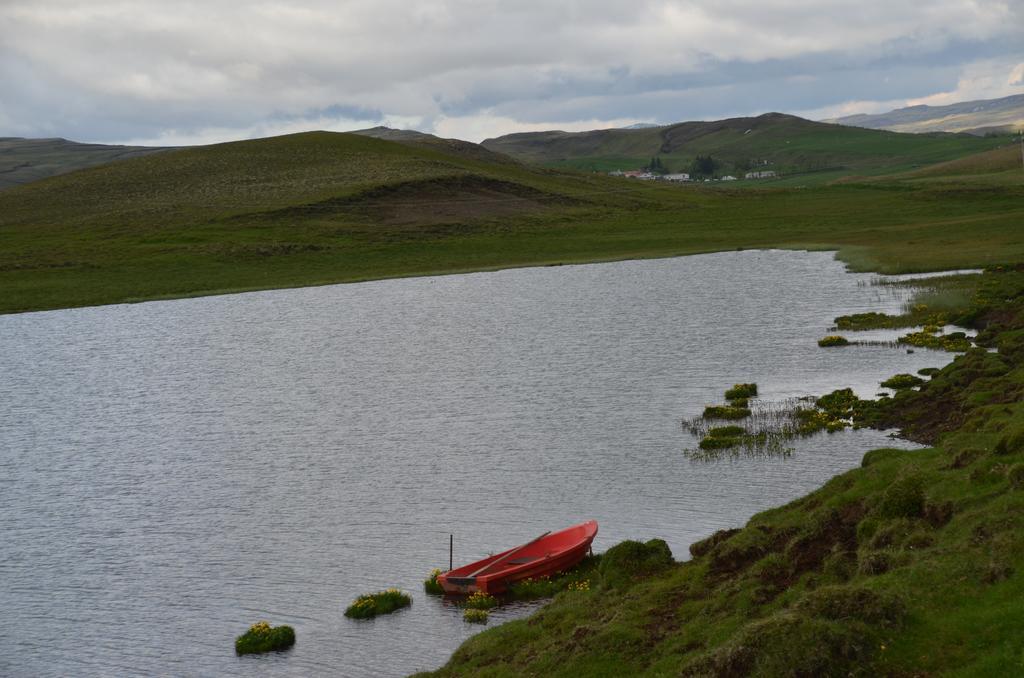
[
  {"x1": 0, "y1": 130, "x2": 626, "y2": 313},
  {"x1": 830, "y1": 94, "x2": 1024, "y2": 135},
  {"x1": 0, "y1": 137, "x2": 170, "y2": 191},
  {"x1": 1, "y1": 128, "x2": 1023, "y2": 314},
  {"x1": 351, "y1": 126, "x2": 518, "y2": 165},
  {"x1": 897, "y1": 143, "x2": 1024, "y2": 179},
  {"x1": 480, "y1": 113, "x2": 1006, "y2": 179}
]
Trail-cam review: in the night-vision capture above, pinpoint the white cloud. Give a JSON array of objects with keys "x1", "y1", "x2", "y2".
[
  {"x1": 0, "y1": 0, "x2": 1021, "y2": 142},
  {"x1": 906, "y1": 57, "x2": 1024, "y2": 107},
  {"x1": 796, "y1": 98, "x2": 912, "y2": 121},
  {"x1": 1011, "y1": 63, "x2": 1024, "y2": 87},
  {"x1": 433, "y1": 113, "x2": 652, "y2": 143}
]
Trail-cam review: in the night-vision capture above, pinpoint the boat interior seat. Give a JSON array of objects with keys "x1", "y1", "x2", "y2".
[{"x1": 506, "y1": 556, "x2": 542, "y2": 564}]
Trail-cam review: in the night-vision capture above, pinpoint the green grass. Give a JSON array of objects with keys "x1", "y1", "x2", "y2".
[
  {"x1": 1, "y1": 129, "x2": 1023, "y2": 315},
  {"x1": 506, "y1": 556, "x2": 600, "y2": 601},
  {"x1": 416, "y1": 268, "x2": 1024, "y2": 678}
]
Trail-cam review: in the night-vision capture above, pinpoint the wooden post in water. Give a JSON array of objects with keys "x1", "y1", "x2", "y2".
[{"x1": 449, "y1": 534, "x2": 453, "y2": 571}]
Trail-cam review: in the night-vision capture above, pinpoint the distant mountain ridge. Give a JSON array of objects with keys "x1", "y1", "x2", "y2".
[
  {"x1": 351, "y1": 126, "x2": 517, "y2": 164},
  {"x1": 479, "y1": 112, "x2": 1005, "y2": 178},
  {"x1": 0, "y1": 137, "x2": 171, "y2": 191},
  {"x1": 828, "y1": 93, "x2": 1024, "y2": 135}
]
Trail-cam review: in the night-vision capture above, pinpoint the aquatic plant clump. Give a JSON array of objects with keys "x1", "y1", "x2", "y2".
[
  {"x1": 834, "y1": 310, "x2": 952, "y2": 331},
  {"x1": 235, "y1": 621, "x2": 296, "y2": 655},
  {"x1": 699, "y1": 435, "x2": 742, "y2": 450},
  {"x1": 344, "y1": 589, "x2": 412, "y2": 619},
  {"x1": 815, "y1": 388, "x2": 859, "y2": 419},
  {"x1": 703, "y1": 405, "x2": 752, "y2": 420},
  {"x1": 708, "y1": 425, "x2": 745, "y2": 438},
  {"x1": 684, "y1": 390, "x2": 867, "y2": 459},
  {"x1": 463, "y1": 608, "x2": 489, "y2": 624},
  {"x1": 817, "y1": 335, "x2": 850, "y2": 347},
  {"x1": 462, "y1": 591, "x2": 498, "y2": 610},
  {"x1": 794, "y1": 408, "x2": 840, "y2": 435},
  {"x1": 725, "y1": 383, "x2": 758, "y2": 400},
  {"x1": 899, "y1": 329, "x2": 972, "y2": 352},
  {"x1": 881, "y1": 374, "x2": 925, "y2": 390},
  {"x1": 424, "y1": 568, "x2": 444, "y2": 595},
  {"x1": 834, "y1": 311, "x2": 893, "y2": 330}
]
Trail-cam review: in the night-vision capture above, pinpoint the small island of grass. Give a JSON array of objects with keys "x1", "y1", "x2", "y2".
[
  {"x1": 899, "y1": 329, "x2": 972, "y2": 352},
  {"x1": 703, "y1": 405, "x2": 752, "y2": 420},
  {"x1": 818, "y1": 335, "x2": 850, "y2": 347},
  {"x1": 881, "y1": 373, "x2": 925, "y2": 390},
  {"x1": 345, "y1": 589, "x2": 412, "y2": 619},
  {"x1": 724, "y1": 383, "x2": 758, "y2": 400},
  {"x1": 462, "y1": 591, "x2": 498, "y2": 610},
  {"x1": 235, "y1": 621, "x2": 296, "y2": 655},
  {"x1": 463, "y1": 608, "x2": 489, "y2": 624},
  {"x1": 424, "y1": 568, "x2": 444, "y2": 595}
]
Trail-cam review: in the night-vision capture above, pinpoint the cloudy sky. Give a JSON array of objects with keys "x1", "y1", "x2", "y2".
[{"x1": 1, "y1": 0, "x2": 1022, "y2": 145}]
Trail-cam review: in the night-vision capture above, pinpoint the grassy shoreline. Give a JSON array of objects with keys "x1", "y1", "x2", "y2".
[
  {"x1": 1, "y1": 131, "x2": 1021, "y2": 315},
  {"x1": 419, "y1": 266, "x2": 1024, "y2": 677},
  {"x1": 0, "y1": 244, "x2": 941, "y2": 317}
]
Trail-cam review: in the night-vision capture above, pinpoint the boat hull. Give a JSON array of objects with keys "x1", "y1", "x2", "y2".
[{"x1": 437, "y1": 520, "x2": 598, "y2": 595}]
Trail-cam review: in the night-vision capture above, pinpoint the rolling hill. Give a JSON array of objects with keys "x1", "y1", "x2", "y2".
[
  {"x1": 0, "y1": 137, "x2": 171, "y2": 191},
  {"x1": 480, "y1": 113, "x2": 1006, "y2": 179},
  {"x1": 830, "y1": 93, "x2": 1024, "y2": 135},
  {"x1": 351, "y1": 126, "x2": 518, "y2": 165},
  {"x1": 1, "y1": 127, "x2": 1021, "y2": 315},
  {"x1": 0, "y1": 130, "x2": 634, "y2": 312}
]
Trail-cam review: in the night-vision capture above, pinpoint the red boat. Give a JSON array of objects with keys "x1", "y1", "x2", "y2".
[{"x1": 437, "y1": 520, "x2": 598, "y2": 595}]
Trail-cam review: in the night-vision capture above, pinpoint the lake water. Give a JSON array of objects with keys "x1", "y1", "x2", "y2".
[{"x1": 0, "y1": 250, "x2": 958, "y2": 677}]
